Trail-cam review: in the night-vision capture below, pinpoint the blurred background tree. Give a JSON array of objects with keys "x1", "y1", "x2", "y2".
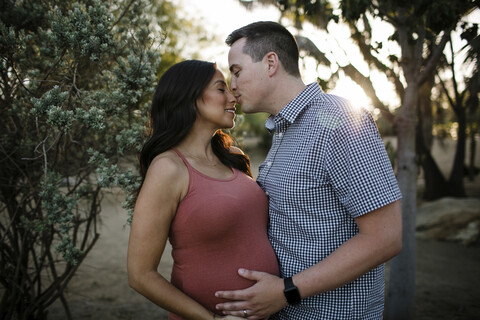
[
  {"x1": 238, "y1": 0, "x2": 479, "y2": 319},
  {"x1": 149, "y1": 0, "x2": 215, "y2": 75},
  {"x1": 0, "y1": 0, "x2": 208, "y2": 319}
]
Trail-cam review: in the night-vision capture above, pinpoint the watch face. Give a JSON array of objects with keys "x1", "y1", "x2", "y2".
[
  {"x1": 285, "y1": 287, "x2": 296, "y2": 294},
  {"x1": 285, "y1": 288, "x2": 301, "y2": 303}
]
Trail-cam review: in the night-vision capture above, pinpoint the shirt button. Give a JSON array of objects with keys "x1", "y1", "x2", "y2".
[
  {"x1": 267, "y1": 161, "x2": 272, "y2": 167},
  {"x1": 278, "y1": 132, "x2": 283, "y2": 138},
  {"x1": 265, "y1": 191, "x2": 270, "y2": 196}
]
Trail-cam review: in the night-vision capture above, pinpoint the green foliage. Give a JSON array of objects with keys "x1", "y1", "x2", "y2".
[
  {"x1": 0, "y1": 0, "x2": 176, "y2": 318},
  {"x1": 274, "y1": 0, "x2": 339, "y2": 29},
  {"x1": 340, "y1": 0, "x2": 477, "y2": 42},
  {"x1": 340, "y1": 0, "x2": 371, "y2": 21},
  {"x1": 236, "y1": 112, "x2": 273, "y2": 150},
  {"x1": 150, "y1": 0, "x2": 215, "y2": 76}
]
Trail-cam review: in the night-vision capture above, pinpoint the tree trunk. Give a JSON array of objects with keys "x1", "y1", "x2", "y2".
[
  {"x1": 467, "y1": 86, "x2": 479, "y2": 181},
  {"x1": 418, "y1": 77, "x2": 434, "y2": 149},
  {"x1": 385, "y1": 85, "x2": 418, "y2": 320},
  {"x1": 448, "y1": 112, "x2": 467, "y2": 196},
  {"x1": 469, "y1": 129, "x2": 477, "y2": 181},
  {"x1": 416, "y1": 127, "x2": 449, "y2": 200},
  {"x1": 416, "y1": 76, "x2": 449, "y2": 200}
]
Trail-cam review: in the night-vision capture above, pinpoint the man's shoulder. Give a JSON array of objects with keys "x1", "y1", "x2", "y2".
[
  {"x1": 310, "y1": 92, "x2": 353, "y2": 112},
  {"x1": 308, "y1": 92, "x2": 371, "y2": 125}
]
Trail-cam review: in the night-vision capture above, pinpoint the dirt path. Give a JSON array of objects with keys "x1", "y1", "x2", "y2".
[
  {"x1": 45, "y1": 190, "x2": 480, "y2": 320},
  {"x1": 47, "y1": 140, "x2": 480, "y2": 319}
]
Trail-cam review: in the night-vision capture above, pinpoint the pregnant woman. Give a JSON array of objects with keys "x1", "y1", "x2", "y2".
[{"x1": 127, "y1": 60, "x2": 279, "y2": 320}]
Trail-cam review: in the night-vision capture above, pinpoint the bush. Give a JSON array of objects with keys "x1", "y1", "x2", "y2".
[{"x1": 0, "y1": 1, "x2": 158, "y2": 318}]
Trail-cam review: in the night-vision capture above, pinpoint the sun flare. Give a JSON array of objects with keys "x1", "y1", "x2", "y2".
[{"x1": 330, "y1": 78, "x2": 372, "y2": 111}]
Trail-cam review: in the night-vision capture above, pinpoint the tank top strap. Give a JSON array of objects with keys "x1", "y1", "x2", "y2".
[
  {"x1": 172, "y1": 147, "x2": 237, "y2": 182},
  {"x1": 172, "y1": 148, "x2": 193, "y2": 170}
]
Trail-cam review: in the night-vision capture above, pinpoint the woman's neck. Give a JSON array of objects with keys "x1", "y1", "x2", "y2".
[{"x1": 175, "y1": 128, "x2": 216, "y2": 162}]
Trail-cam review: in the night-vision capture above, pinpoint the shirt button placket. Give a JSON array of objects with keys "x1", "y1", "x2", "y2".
[
  {"x1": 262, "y1": 131, "x2": 279, "y2": 188},
  {"x1": 262, "y1": 119, "x2": 284, "y2": 193}
]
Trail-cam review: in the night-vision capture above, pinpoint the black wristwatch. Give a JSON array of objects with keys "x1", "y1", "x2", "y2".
[{"x1": 283, "y1": 277, "x2": 301, "y2": 305}]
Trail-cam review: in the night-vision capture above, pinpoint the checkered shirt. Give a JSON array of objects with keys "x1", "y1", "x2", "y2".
[{"x1": 257, "y1": 83, "x2": 402, "y2": 320}]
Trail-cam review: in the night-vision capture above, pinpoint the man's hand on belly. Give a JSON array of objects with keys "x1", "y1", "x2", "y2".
[{"x1": 215, "y1": 269, "x2": 287, "y2": 320}]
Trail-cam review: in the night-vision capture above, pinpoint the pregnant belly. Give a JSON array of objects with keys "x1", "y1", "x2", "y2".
[{"x1": 171, "y1": 247, "x2": 279, "y2": 314}]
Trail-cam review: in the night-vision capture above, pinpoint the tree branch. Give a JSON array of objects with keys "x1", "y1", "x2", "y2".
[
  {"x1": 418, "y1": 29, "x2": 453, "y2": 85},
  {"x1": 437, "y1": 73, "x2": 457, "y2": 113},
  {"x1": 295, "y1": 35, "x2": 331, "y2": 67},
  {"x1": 341, "y1": 63, "x2": 395, "y2": 124},
  {"x1": 349, "y1": 21, "x2": 405, "y2": 98},
  {"x1": 111, "y1": 0, "x2": 136, "y2": 28},
  {"x1": 414, "y1": 20, "x2": 426, "y2": 73}
]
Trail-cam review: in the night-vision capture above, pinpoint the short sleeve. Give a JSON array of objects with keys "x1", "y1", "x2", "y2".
[{"x1": 325, "y1": 107, "x2": 402, "y2": 218}]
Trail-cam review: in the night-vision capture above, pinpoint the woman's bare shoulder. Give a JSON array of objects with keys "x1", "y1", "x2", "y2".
[{"x1": 145, "y1": 150, "x2": 187, "y2": 184}]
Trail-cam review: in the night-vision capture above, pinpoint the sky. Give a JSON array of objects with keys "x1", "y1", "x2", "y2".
[
  {"x1": 175, "y1": 0, "x2": 479, "y2": 112},
  {"x1": 177, "y1": 0, "x2": 281, "y2": 71},
  {"x1": 176, "y1": 0, "x2": 390, "y2": 110}
]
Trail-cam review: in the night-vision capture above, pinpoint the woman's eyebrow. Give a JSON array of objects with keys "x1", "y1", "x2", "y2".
[{"x1": 214, "y1": 80, "x2": 227, "y2": 86}]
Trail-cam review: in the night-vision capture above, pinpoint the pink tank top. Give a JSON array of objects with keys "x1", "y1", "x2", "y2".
[{"x1": 168, "y1": 148, "x2": 279, "y2": 319}]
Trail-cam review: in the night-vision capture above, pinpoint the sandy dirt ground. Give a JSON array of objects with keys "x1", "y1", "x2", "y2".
[
  {"x1": 46, "y1": 195, "x2": 480, "y2": 320},
  {"x1": 46, "y1": 142, "x2": 480, "y2": 320}
]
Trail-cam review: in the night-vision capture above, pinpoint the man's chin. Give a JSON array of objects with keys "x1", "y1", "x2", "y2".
[{"x1": 239, "y1": 105, "x2": 254, "y2": 114}]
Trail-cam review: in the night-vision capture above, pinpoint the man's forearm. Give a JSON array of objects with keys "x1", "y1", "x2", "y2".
[{"x1": 293, "y1": 200, "x2": 402, "y2": 298}]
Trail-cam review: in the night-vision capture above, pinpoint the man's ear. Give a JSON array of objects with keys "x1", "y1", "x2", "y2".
[{"x1": 265, "y1": 52, "x2": 279, "y2": 77}]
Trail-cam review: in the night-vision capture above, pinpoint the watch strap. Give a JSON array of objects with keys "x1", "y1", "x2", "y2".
[{"x1": 283, "y1": 277, "x2": 301, "y2": 305}]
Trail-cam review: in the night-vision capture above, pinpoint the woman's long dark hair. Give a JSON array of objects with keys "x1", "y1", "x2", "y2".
[{"x1": 139, "y1": 60, "x2": 251, "y2": 182}]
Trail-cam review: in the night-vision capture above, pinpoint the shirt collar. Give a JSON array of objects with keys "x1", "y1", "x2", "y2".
[{"x1": 265, "y1": 82, "x2": 322, "y2": 132}]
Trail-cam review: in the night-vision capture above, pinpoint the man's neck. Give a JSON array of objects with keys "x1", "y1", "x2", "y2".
[{"x1": 269, "y1": 78, "x2": 307, "y2": 116}]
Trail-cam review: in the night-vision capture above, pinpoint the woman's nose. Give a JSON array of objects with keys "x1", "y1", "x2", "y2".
[{"x1": 227, "y1": 90, "x2": 236, "y2": 103}]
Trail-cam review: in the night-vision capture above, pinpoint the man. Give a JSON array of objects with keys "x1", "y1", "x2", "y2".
[{"x1": 214, "y1": 21, "x2": 402, "y2": 319}]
